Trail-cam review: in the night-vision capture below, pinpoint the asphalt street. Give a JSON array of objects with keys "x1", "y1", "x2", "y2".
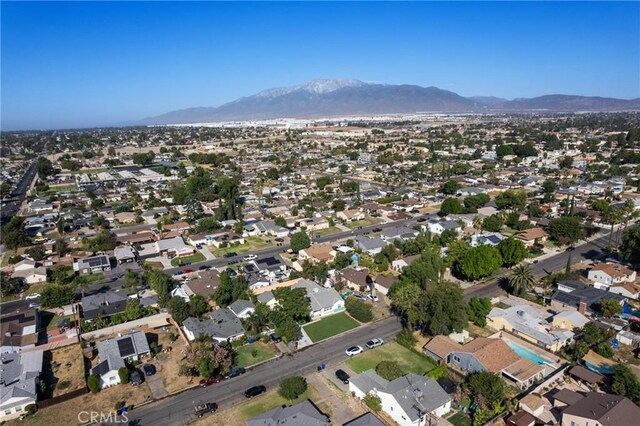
[{"x1": 126, "y1": 317, "x2": 402, "y2": 426}]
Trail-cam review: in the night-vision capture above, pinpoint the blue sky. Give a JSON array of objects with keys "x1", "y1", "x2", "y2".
[{"x1": 2, "y1": 1, "x2": 639, "y2": 130}]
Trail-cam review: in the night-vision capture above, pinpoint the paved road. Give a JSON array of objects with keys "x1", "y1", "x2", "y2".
[
  {"x1": 126, "y1": 317, "x2": 402, "y2": 426},
  {"x1": 1, "y1": 161, "x2": 36, "y2": 226}
]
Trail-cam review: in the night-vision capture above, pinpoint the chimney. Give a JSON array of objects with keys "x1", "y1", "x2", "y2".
[{"x1": 578, "y1": 302, "x2": 587, "y2": 314}]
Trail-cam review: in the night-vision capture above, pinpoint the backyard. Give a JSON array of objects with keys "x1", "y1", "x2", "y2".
[
  {"x1": 303, "y1": 312, "x2": 359, "y2": 343},
  {"x1": 170, "y1": 251, "x2": 206, "y2": 267},
  {"x1": 44, "y1": 344, "x2": 86, "y2": 398},
  {"x1": 234, "y1": 342, "x2": 279, "y2": 368},
  {"x1": 447, "y1": 412, "x2": 472, "y2": 426},
  {"x1": 346, "y1": 341, "x2": 437, "y2": 376},
  {"x1": 209, "y1": 236, "x2": 273, "y2": 257}
]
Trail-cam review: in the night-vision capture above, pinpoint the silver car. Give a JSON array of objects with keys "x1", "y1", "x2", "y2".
[{"x1": 366, "y1": 338, "x2": 384, "y2": 349}]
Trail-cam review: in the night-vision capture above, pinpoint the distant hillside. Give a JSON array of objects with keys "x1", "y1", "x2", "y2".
[{"x1": 140, "y1": 79, "x2": 640, "y2": 124}]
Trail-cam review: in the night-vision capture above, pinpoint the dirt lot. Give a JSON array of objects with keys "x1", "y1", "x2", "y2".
[
  {"x1": 152, "y1": 325, "x2": 196, "y2": 394},
  {"x1": 48, "y1": 344, "x2": 86, "y2": 397}
]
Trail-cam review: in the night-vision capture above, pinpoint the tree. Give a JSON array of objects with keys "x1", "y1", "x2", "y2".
[
  {"x1": 186, "y1": 341, "x2": 233, "y2": 377},
  {"x1": 495, "y1": 190, "x2": 527, "y2": 211},
  {"x1": 40, "y1": 285, "x2": 75, "y2": 308},
  {"x1": 124, "y1": 299, "x2": 144, "y2": 321},
  {"x1": 54, "y1": 238, "x2": 69, "y2": 256},
  {"x1": 25, "y1": 246, "x2": 46, "y2": 261},
  {"x1": 274, "y1": 216, "x2": 287, "y2": 227},
  {"x1": 166, "y1": 297, "x2": 190, "y2": 325},
  {"x1": 275, "y1": 318, "x2": 301, "y2": 343},
  {"x1": 87, "y1": 375, "x2": 101, "y2": 393},
  {"x1": 214, "y1": 272, "x2": 248, "y2": 307},
  {"x1": 189, "y1": 295, "x2": 211, "y2": 317},
  {"x1": 509, "y1": 264, "x2": 536, "y2": 296},
  {"x1": 620, "y1": 227, "x2": 640, "y2": 267},
  {"x1": 400, "y1": 245, "x2": 445, "y2": 288},
  {"x1": 548, "y1": 216, "x2": 584, "y2": 244},
  {"x1": 440, "y1": 197, "x2": 463, "y2": 215},
  {"x1": 0, "y1": 271, "x2": 25, "y2": 298},
  {"x1": 345, "y1": 297, "x2": 373, "y2": 322},
  {"x1": 278, "y1": 376, "x2": 307, "y2": 400},
  {"x1": 290, "y1": 231, "x2": 310, "y2": 252},
  {"x1": 612, "y1": 364, "x2": 640, "y2": 405},
  {"x1": 118, "y1": 367, "x2": 130, "y2": 384},
  {"x1": 442, "y1": 180, "x2": 461, "y2": 195},
  {"x1": 481, "y1": 215, "x2": 503, "y2": 232},
  {"x1": 363, "y1": 392, "x2": 382, "y2": 412},
  {"x1": 464, "y1": 193, "x2": 490, "y2": 210},
  {"x1": 454, "y1": 245, "x2": 502, "y2": 281},
  {"x1": 375, "y1": 361, "x2": 404, "y2": 381},
  {"x1": 195, "y1": 216, "x2": 221, "y2": 233},
  {"x1": 468, "y1": 297, "x2": 492, "y2": 327},
  {"x1": 373, "y1": 252, "x2": 389, "y2": 271},
  {"x1": 600, "y1": 299, "x2": 622, "y2": 318},
  {"x1": 272, "y1": 287, "x2": 310, "y2": 323},
  {"x1": 331, "y1": 199, "x2": 347, "y2": 211},
  {"x1": 467, "y1": 372, "x2": 505, "y2": 408},
  {"x1": 423, "y1": 281, "x2": 468, "y2": 335},
  {"x1": 559, "y1": 156, "x2": 574, "y2": 169},
  {"x1": 2, "y1": 216, "x2": 29, "y2": 250},
  {"x1": 36, "y1": 156, "x2": 54, "y2": 179},
  {"x1": 315, "y1": 176, "x2": 332, "y2": 190},
  {"x1": 497, "y1": 238, "x2": 527, "y2": 267}
]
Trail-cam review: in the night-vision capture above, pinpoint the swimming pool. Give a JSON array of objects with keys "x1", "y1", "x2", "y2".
[{"x1": 507, "y1": 341, "x2": 553, "y2": 366}]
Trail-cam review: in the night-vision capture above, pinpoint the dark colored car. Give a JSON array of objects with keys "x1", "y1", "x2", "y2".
[
  {"x1": 199, "y1": 374, "x2": 224, "y2": 387},
  {"x1": 270, "y1": 333, "x2": 282, "y2": 343},
  {"x1": 335, "y1": 369, "x2": 350, "y2": 384},
  {"x1": 244, "y1": 385, "x2": 266, "y2": 398},
  {"x1": 130, "y1": 369, "x2": 143, "y2": 386},
  {"x1": 417, "y1": 217, "x2": 427, "y2": 223},
  {"x1": 275, "y1": 238, "x2": 285, "y2": 242},
  {"x1": 194, "y1": 402, "x2": 218, "y2": 418},
  {"x1": 372, "y1": 227, "x2": 382, "y2": 233},
  {"x1": 199, "y1": 265, "x2": 211, "y2": 270},
  {"x1": 225, "y1": 367, "x2": 246, "y2": 379},
  {"x1": 567, "y1": 246, "x2": 575, "y2": 252},
  {"x1": 143, "y1": 364, "x2": 156, "y2": 376},
  {"x1": 223, "y1": 252, "x2": 238, "y2": 258}
]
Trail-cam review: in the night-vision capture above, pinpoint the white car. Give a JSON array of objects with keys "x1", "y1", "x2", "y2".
[
  {"x1": 367, "y1": 294, "x2": 379, "y2": 302},
  {"x1": 243, "y1": 254, "x2": 258, "y2": 261},
  {"x1": 345, "y1": 346, "x2": 364, "y2": 356},
  {"x1": 366, "y1": 338, "x2": 384, "y2": 349},
  {"x1": 25, "y1": 293, "x2": 41, "y2": 300}
]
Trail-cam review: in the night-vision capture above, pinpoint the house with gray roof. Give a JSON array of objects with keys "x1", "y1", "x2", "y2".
[
  {"x1": 228, "y1": 299, "x2": 255, "y2": 319},
  {"x1": 114, "y1": 246, "x2": 137, "y2": 264},
  {"x1": 343, "y1": 412, "x2": 386, "y2": 426},
  {"x1": 90, "y1": 331, "x2": 150, "y2": 389},
  {"x1": 246, "y1": 399, "x2": 329, "y2": 426},
  {"x1": 81, "y1": 290, "x2": 128, "y2": 321},
  {"x1": 0, "y1": 350, "x2": 43, "y2": 421},
  {"x1": 349, "y1": 370, "x2": 451, "y2": 425},
  {"x1": 74, "y1": 254, "x2": 111, "y2": 275},
  {"x1": 354, "y1": 236, "x2": 387, "y2": 255},
  {"x1": 551, "y1": 280, "x2": 626, "y2": 314},
  {"x1": 291, "y1": 279, "x2": 345, "y2": 319},
  {"x1": 182, "y1": 309, "x2": 246, "y2": 343}
]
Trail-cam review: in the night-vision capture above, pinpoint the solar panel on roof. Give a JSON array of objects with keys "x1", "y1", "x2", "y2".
[
  {"x1": 117, "y1": 337, "x2": 135, "y2": 357},
  {"x1": 258, "y1": 257, "x2": 280, "y2": 266}
]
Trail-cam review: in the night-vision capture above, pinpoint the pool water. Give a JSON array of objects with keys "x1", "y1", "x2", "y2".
[{"x1": 507, "y1": 341, "x2": 552, "y2": 365}]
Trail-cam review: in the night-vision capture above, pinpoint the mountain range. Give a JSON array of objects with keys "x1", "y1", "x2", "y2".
[{"x1": 140, "y1": 79, "x2": 640, "y2": 125}]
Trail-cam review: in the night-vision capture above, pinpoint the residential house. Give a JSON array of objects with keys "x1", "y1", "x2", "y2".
[
  {"x1": 298, "y1": 243, "x2": 336, "y2": 264},
  {"x1": 349, "y1": 370, "x2": 451, "y2": 425},
  {"x1": 374, "y1": 275, "x2": 398, "y2": 296},
  {"x1": 162, "y1": 221, "x2": 190, "y2": 233},
  {"x1": 0, "y1": 350, "x2": 43, "y2": 421},
  {"x1": 254, "y1": 256, "x2": 288, "y2": 279},
  {"x1": 588, "y1": 262, "x2": 637, "y2": 288},
  {"x1": 256, "y1": 291, "x2": 278, "y2": 309},
  {"x1": 154, "y1": 237, "x2": 194, "y2": 257},
  {"x1": 551, "y1": 311, "x2": 590, "y2": 331},
  {"x1": 514, "y1": 228, "x2": 548, "y2": 248},
  {"x1": 470, "y1": 232, "x2": 505, "y2": 247},
  {"x1": 210, "y1": 231, "x2": 245, "y2": 248},
  {"x1": 228, "y1": 300, "x2": 255, "y2": 319},
  {"x1": 486, "y1": 305, "x2": 575, "y2": 351},
  {"x1": 10, "y1": 260, "x2": 46, "y2": 285},
  {"x1": 90, "y1": 332, "x2": 151, "y2": 389},
  {"x1": 246, "y1": 399, "x2": 329, "y2": 426},
  {"x1": 114, "y1": 246, "x2": 137, "y2": 264},
  {"x1": 182, "y1": 309, "x2": 245, "y2": 342},
  {"x1": 74, "y1": 254, "x2": 111, "y2": 275},
  {"x1": 336, "y1": 209, "x2": 365, "y2": 222},
  {"x1": 551, "y1": 280, "x2": 626, "y2": 314},
  {"x1": 353, "y1": 236, "x2": 387, "y2": 255},
  {"x1": 339, "y1": 268, "x2": 372, "y2": 291},
  {"x1": 246, "y1": 220, "x2": 289, "y2": 238},
  {"x1": 81, "y1": 291, "x2": 128, "y2": 321},
  {"x1": 380, "y1": 226, "x2": 419, "y2": 242},
  {"x1": 114, "y1": 212, "x2": 136, "y2": 224},
  {"x1": 392, "y1": 254, "x2": 420, "y2": 272},
  {"x1": 0, "y1": 306, "x2": 38, "y2": 353},
  {"x1": 423, "y1": 336, "x2": 545, "y2": 389},
  {"x1": 424, "y1": 220, "x2": 461, "y2": 236},
  {"x1": 343, "y1": 412, "x2": 386, "y2": 426},
  {"x1": 560, "y1": 392, "x2": 640, "y2": 426},
  {"x1": 292, "y1": 279, "x2": 345, "y2": 319}
]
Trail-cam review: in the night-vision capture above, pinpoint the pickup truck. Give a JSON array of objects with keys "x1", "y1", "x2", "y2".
[{"x1": 194, "y1": 402, "x2": 218, "y2": 417}]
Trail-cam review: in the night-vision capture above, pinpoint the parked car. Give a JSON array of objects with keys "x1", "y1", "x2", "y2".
[
  {"x1": 275, "y1": 238, "x2": 285, "y2": 242},
  {"x1": 28, "y1": 303, "x2": 40, "y2": 309},
  {"x1": 372, "y1": 227, "x2": 382, "y2": 233},
  {"x1": 367, "y1": 294, "x2": 379, "y2": 302},
  {"x1": 416, "y1": 217, "x2": 427, "y2": 223},
  {"x1": 223, "y1": 252, "x2": 238, "y2": 258},
  {"x1": 174, "y1": 271, "x2": 183, "y2": 276},
  {"x1": 270, "y1": 333, "x2": 282, "y2": 343},
  {"x1": 130, "y1": 369, "x2": 143, "y2": 386},
  {"x1": 225, "y1": 367, "x2": 246, "y2": 379},
  {"x1": 25, "y1": 293, "x2": 40, "y2": 300},
  {"x1": 366, "y1": 338, "x2": 384, "y2": 349},
  {"x1": 244, "y1": 385, "x2": 266, "y2": 398},
  {"x1": 345, "y1": 346, "x2": 363, "y2": 356},
  {"x1": 199, "y1": 374, "x2": 224, "y2": 387},
  {"x1": 194, "y1": 402, "x2": 218, "y2": 418},
  {"x1": 335, "y1": 369, "x2": 350, "y2": 384},
  {"x1": 143, "y1": 364, "x2": 156, "y2": 376},
  {"x1": 195, "y1": 244, "x2": 203, "y2": 249},
  {"x1": 243, "y1": 254, "x2": 258, "y2": 261},
  {"x1": 566, "y1": 246, "x2": 575, "y2": 252},
  {"x1": 183, "y1": 268, "x2": 193, "y2": 274},
  {"x1": 199, "y1": 265, "x2": 211, "y2": 270}
]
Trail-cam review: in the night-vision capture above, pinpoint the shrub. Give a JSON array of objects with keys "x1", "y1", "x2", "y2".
[
  {"x1": 375, "y1": 361, "x2": 404, "y2": 381},
  {"x1": 363, "y1": 392, "x2": 382, "y2": 412},
  {"x1": 25, "y1": 404, "x2": 37, "y2": 415},
  {"x1": 56, "y1": 380, "x2": 71, "y2": 390},
  {"x1": 168, "y1": 332, "x2": 177, "y2": 342},
  {"x1": 345, "y1": 297, "x2": 373, "y2": 322},
  {"x1": 114, "y1": 401, "x2": 125, "y2": 411},
  {"x1": 179, "y1": 365, "x2": 196, "y2": 377},
  {"x1": 396, "y1": 328, "x2": 417, "y2": 350},
  {"x1": 251, "y1": 349, "x2": 259, "y2": 358},
  {"x1": 595, "y1": 342, "x2": 614, "y2": 358},
  {"x1": 118, "y1": 367, "x2": 130, "y2": 384},
  {"x1": 87, "y1": 374, "x2": 100, "y2": 393},
  {"x1": 278, "y1": 376, "x2": 307, "y2": 400}
]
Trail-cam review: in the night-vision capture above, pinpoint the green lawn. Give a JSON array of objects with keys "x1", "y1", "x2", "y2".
[
  {"x1": 171, "y1": 251, "x2": 206, "y2": 267},
  {"x1": 209, "y1": 236, "x2": 273, "y2": 257},
  {"x1": 234, "y1": 342, "x2": 278, "y2": 368},
  {"x1": 447, "y1": 412, "x2": 472, "y2": 426},
  {"x1": 345, "y1": 218, "x2": 379, "y2": 230},
  {"x1": 240, "y1": 387, "x2": 317, "y2": 419},
  {"x1": 303, "y1": 312, "x2": 359, "y2": 342},
  {"x1": 309, "y1": 226, "x2": 342, "y2": 238},
  {"x1": 346, "y1": 341, "x2": 436, "y2": 376}
]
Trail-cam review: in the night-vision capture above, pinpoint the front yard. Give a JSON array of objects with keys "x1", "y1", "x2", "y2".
[
  {"x1": 234, "y1": 342, "x2": 279, "y2": 368},
  {"x1": 345, "y1": 217, "x2": 381, "y2": 230},
  {"x1": 150, "y1": 326, "x2": 194, "y2": 394},
  {"x1": 309, "y1": 226, "x2": 342, "y2": 238},
  {"x1": 209, "y1": 236, "x2": 274, "y2": 257},
  {"x1": 170, "y1": 251, "x2": 206, "y2": 267},
  {"x1": 346, "y1": 341, "x2": 437, "y2": 376},
  {"x1": 303, "y1": 312, "x2": 359, "y2": 343}
]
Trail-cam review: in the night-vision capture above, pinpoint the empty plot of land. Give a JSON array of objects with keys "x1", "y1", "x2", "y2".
[{"x1": 346, "y1": 341, "x2": 436, "y2": 376}]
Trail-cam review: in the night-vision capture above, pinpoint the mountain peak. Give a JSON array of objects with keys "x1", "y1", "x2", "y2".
[{"x1": 256, "y1": 78, "x2": 366, "y2": 98}]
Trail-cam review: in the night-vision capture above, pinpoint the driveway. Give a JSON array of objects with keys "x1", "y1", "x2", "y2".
[
  {"x1": 146, "y1": 372, "x2": 168, "y2": 399},
  {"x1": 146, "y1": 255, "x2": 173, "y2": 270},
  {"x1": 307, "y1": 372, "x2": 365, "y2": 424},
  {"x1": 199, "y1": 247, "x2": 215, "y2": 261}
]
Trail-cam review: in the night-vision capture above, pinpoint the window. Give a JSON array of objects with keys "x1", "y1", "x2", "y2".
[
  {"x1": 4, "y1": 409, "x2": 11, "y2": 415},
  {"x1": 15, "y1": 407, "x2": 22, "y2": 412}
]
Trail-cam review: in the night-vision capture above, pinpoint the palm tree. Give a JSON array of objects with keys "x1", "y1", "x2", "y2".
[{"x1": 509, "y1": 264, "x2": 536, "y2": 296}]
